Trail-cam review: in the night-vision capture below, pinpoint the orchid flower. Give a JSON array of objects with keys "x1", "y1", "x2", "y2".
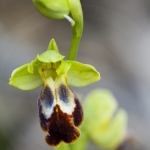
[{"x1": 9, "y1": 39, "x2": 100, "y2": 147}]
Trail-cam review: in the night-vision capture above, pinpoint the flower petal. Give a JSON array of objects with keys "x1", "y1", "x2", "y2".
[
  {"x1": 37, "y1": 50, "x2": 65, "y2": 63},
  {"x1": 56, "y1": 60, "x2": 71, "y2": 76},
  {"x1": 9, "y1": 64, "x2": 42, "y2": 90},
  {"x1": 66, "y1": 61, "x2": 100, "y2": 87}
]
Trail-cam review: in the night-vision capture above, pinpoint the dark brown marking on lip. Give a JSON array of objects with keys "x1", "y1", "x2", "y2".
[
  {"x1": 38, "y1": 85, "x2": 54, "y2": 132},
  {"x1": 38, "y1": 84, "x2": 84, "y2": 147},
  {"x1": 72, "y1": 94, "x2": 84, "y2": 127},
  {"x1": 38, "y1": 96, "x2": 48, "y2": 132},
  {"x1": 45, "y1": 104, "x2": 81, "y2": 147}
]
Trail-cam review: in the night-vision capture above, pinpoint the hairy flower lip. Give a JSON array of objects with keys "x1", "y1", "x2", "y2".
[
  {"x1": 45, "y1": 104, "x2": 81, "y2": 147},
  {"x1": 8, "y1": 38, "x2": 100, "y2": 147},
  {"x1": 38, "y1": 75, "x2": 83, "y2": 147}
]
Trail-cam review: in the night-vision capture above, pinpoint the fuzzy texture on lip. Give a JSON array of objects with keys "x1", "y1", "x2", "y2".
[{"x1": 38, "y1": 76, "x2": 83, "y2": 147}]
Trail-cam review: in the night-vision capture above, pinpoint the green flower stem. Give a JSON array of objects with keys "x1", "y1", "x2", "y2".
[
  {"x1": 67, "y1": 0, "x2": 83, "y2": 60},
  {"x1": 67, "y1": 31, "x2": 81, "y2": 60}
]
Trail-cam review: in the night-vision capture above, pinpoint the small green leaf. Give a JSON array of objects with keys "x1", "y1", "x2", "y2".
[
  {"x1": 66, "y1": 61, "x2": 100, "y2": 87},
  {"x1": 9, "y1": 64, "x2": 43, "y2": 90},
  {"x1": 37, "y1": 50, "x2": 65, "y2": 63},
  {"x1": 56, "y1": 60, "x2": 71, "y2": 76},
  {"x1": 47, "y1": 39, "x2": 59, "y2": 52}
]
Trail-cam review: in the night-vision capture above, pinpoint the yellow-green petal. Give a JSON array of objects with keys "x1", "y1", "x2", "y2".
[
  {"x1": 56, "y1": 60, "x2": 71, "y2": 76},
  {"x1": 37, "y1": 50, "x2": 65, "y2": 63},
  {"x1": 66, "y1": 61, "x2": 100, "y2": 87},
  {"x1": 9, "y1": 64, "x2": 43, "y2": 90}
]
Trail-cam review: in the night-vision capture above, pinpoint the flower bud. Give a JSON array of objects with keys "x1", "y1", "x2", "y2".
[{"x1": 32, "y1": 0, "x2": 70, "y2": 19}]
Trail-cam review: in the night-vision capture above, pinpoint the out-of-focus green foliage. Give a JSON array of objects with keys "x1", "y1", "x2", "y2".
[
  {"x1": 57, "y1": 89, "x2": 128, "y2": 150},
  {"x1": 83, "y1": 89, "x2": 127, "y2": 149}
]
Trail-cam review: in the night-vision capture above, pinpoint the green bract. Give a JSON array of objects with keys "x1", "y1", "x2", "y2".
[{"x1": 9, "y1": 39, "x2": 100, "y2": 90}]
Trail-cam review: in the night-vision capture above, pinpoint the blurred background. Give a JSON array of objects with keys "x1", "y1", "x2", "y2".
[{"x1": 0, "y1": 0, "x2": 150, "y2": 149}]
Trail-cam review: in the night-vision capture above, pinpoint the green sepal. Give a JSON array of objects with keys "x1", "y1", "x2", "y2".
[
  {"x1": 37, "y1": 50, "x2": 65, "y2": 63},
  {"x1": 66, "y1": 61, "x2": 100, "y2": 87},
  {"x1": 56, "y1": 60, "x2": 71, "y2": 76},
  {"x1": 32, "y1": 0, "x2": 70, "y2": 19},
  {"x1": 47, "y1": 39, "x2": 59, "y2": 52},
  {"x1": 9, "y1": 64, "x2": 43, "y2": 90}
]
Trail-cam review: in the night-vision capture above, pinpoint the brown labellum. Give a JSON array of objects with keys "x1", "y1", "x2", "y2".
[{"x1": 38, "y1": 76, "x2": 83, "y2": 147}]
